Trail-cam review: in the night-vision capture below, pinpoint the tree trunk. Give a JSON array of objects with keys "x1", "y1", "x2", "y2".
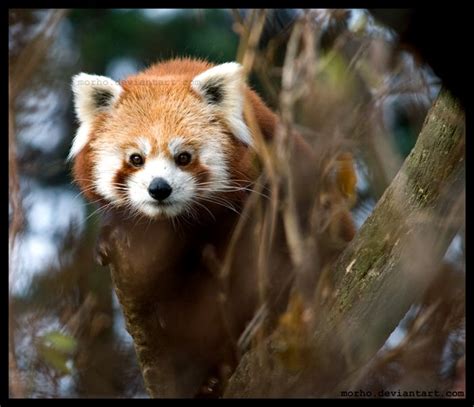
[{"x1": 224, "y1": 88, "x2": 465, "y2": 397}]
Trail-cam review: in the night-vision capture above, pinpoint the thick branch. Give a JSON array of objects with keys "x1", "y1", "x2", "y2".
[{"x1": 224, "y1": 89, "x2": 465, "y2": 397}]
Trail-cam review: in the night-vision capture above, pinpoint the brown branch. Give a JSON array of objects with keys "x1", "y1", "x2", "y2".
[
  {"x1": 9, "y1": 9, "x2": 68, "y2": 98},
  {"x1": 8, "y1": 81, "x2": 23, "y2": 254},
  {"x1": 8, "y1": 9, "x2": 68, "y2": 397},
  {"x1": 224, "y1": 89, "x2": 465, "y2": 397},
  {"x1": 8, "y1": 78, "x2": 25, "y2": 400},
  {"x1": 235, "y1": 9, "x2": 267, "y2": 74}
]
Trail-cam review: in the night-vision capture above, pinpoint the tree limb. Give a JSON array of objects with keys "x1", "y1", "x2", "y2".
[{"x1": 224, "y1": 88, "x2": 465, "y2": 397}]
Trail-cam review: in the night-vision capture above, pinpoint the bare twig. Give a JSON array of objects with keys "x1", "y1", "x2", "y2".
[{"x1": 225, "y1": 89, "x2": 465, "y2": 397}]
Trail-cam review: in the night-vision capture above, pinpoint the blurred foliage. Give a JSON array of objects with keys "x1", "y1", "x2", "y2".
[
  {"x1": 69, "y1": 9, "x2": 239, "y2": 74},
  {"x1": 8, "y1": 8, "x2": 463, "y2": 398},
  {"x1": 37, "y1": 331, "x2": 77, "y2": 375}
]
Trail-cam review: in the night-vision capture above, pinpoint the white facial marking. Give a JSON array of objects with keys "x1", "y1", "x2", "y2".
[
  {"x1": 168, "y1": 137, "x2": 186, "y2": 157},
  {"x1": 127, "y1": 156, "x2": 196, "y2": 218},
  {"x1": 198, "y1": 136, "x2": 229, "y2": 192},
  {"x1": 89, "y1": 130, "x2": 233, "y2": 219},
  {"x1": 137, "y1": 137, "x2": 152, "y2": 156},
  {"x1": 68, "y1": 122, "x2": 91, "y2": 161},
  {"x1": 94, "y1": 146, "x2": 124, "y2": 202}
]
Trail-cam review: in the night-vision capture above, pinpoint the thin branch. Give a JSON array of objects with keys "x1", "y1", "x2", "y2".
[{"x1": 224, "y1": 89, "x2": 465, "y2": 397}]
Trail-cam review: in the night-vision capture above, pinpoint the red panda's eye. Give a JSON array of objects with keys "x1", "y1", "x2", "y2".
[
  {"x1": 130, "y1": 153, "x2": 144, "y2": 167},
  {"x1": 175, "y1": 152, "x2": 192, "y2": 166}
]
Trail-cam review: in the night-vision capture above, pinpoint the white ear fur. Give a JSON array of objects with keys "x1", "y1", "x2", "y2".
[
  {"x1": 72, "y1": 73, "x2": 123, "y2": 123},
  {"x1": 191, "y1": 62, "x2": 252, "y2": 146},
  {"x1": 69, "y1": 73, "x2": 122, "y2": 160}
]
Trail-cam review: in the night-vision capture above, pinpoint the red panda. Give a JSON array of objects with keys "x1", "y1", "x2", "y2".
[
  {"x1": 70, "y1": 58, "x2": 357, "y2": 397},
  {"x1": 70, "y1": 59, "x2": 272, "y2": 220}
]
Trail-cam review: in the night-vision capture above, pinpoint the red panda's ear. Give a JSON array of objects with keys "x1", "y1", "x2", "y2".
[
  {"x1": 72, "y1": 73, "x2": 122, "y2": 123},
  {"x1": 69, "y1": 73, "x2": 123, "y2": 159},
  {"x1": 191, "y1": 62, "x2": 252, "y2": 146}
]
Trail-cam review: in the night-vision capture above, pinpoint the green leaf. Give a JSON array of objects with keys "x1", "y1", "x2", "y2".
[
  {"x1": 41, "y1": 331, "x2": 78, "y2": 354},
  {"x1": 37, "y1": 344, "x2": 72, "y2": 375}
]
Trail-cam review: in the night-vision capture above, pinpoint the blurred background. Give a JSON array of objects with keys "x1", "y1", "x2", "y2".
[{"x1": 9, "y1": 9, "x2": 464, "y2": 398}]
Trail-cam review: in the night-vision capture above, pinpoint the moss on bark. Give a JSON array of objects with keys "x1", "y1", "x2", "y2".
[{"x1": 224, "y1": 89, "x2": 465, "y2": 397}]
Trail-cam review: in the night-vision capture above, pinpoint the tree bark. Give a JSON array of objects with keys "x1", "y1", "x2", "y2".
[{"x1": 224, "y1": 89, "x2": 465, "y2": 397}]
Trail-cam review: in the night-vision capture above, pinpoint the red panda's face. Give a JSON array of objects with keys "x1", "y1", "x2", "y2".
[{"x1": 70, "y1": 61, "x2": 256, "y2": 219}]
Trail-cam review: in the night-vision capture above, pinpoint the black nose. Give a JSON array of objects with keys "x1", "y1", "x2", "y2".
[{"x1": 148, "y1": 177, "x2": 172, "y2": 201}]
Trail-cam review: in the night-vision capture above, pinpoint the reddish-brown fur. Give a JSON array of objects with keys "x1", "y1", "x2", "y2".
[
  {"x1": 73, "y1": 58, "x2": 267, "y2": 209},
  {"x1": 72, "y1": 58, "x2": 358, "y2": 397}
]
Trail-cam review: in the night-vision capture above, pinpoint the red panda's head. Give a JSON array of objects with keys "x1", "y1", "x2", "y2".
[{"x1": 69, "y1": 59, "x2": 261, "y2": 219}]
